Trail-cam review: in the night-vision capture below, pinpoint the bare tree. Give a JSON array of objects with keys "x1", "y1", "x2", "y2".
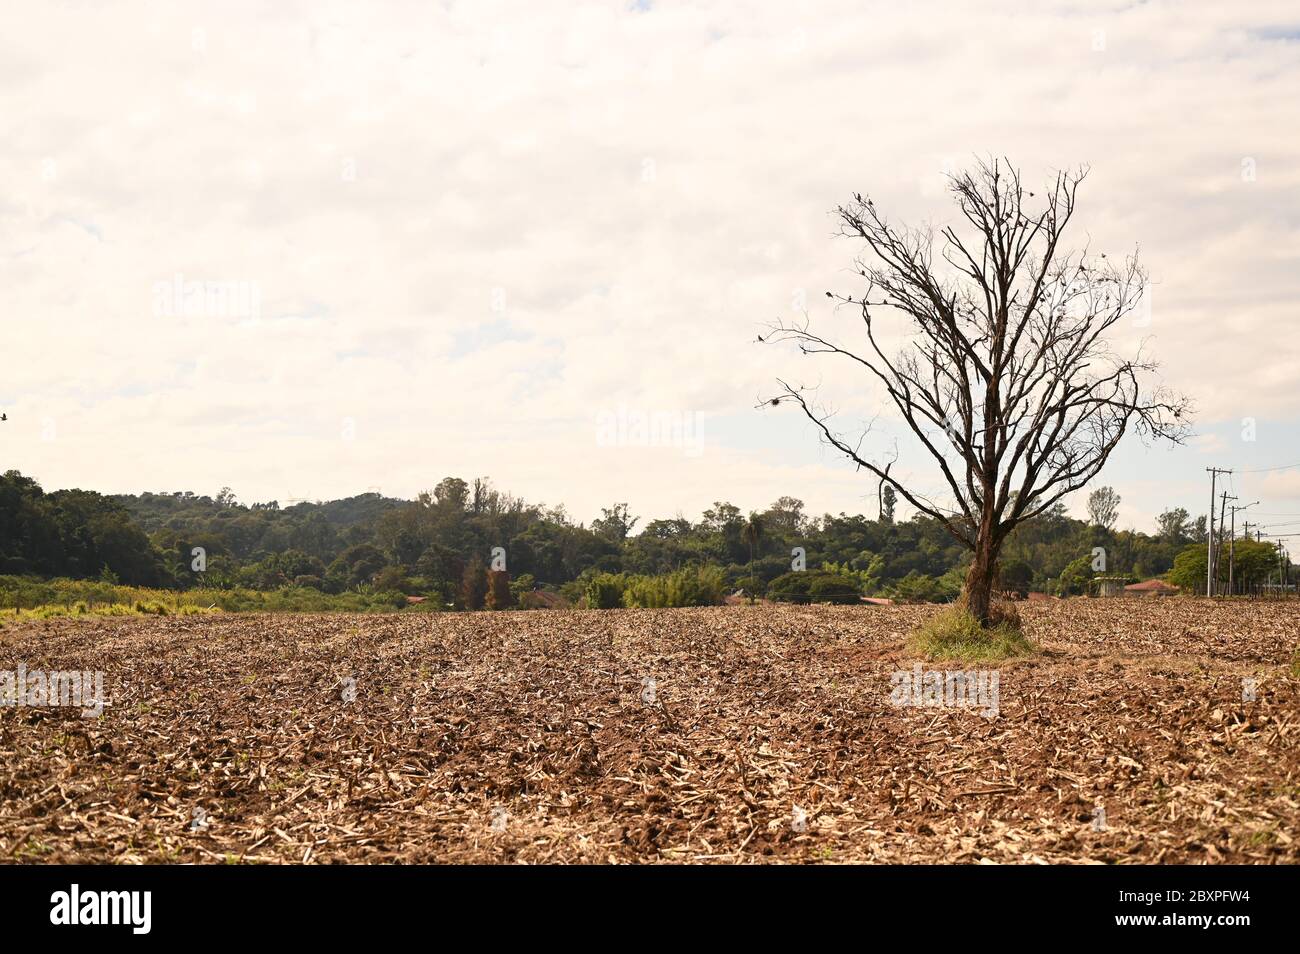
[{"x1": 764, "y1": 158, "x2": 1190, "y2": 626}]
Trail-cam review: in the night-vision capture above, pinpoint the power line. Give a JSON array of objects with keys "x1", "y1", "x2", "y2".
[{"x1": 1236, "y1": 460, "x2": 1300, "y2": 473}]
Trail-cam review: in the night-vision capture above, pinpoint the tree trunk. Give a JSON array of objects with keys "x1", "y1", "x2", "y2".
[{"x1": 964, "y1": 522, "x2": 997, "y2": 626}]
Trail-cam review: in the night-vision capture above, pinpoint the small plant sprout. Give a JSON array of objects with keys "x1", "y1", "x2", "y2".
[
  {"x1": 341, "y1": 676, "x2": 357, "y2": 705},
  {"x1": 640, "y1": 677, "x2": 657, "y2": 705}
]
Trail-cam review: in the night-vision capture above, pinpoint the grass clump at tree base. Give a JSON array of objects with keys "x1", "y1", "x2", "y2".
[{"x1": 907, "y1": 602, "x2": 1037, "y2": 662}]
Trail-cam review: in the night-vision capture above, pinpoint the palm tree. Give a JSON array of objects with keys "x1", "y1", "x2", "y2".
[{"x1": 741, "y1": 512, "x2": 764, "y2": 604}]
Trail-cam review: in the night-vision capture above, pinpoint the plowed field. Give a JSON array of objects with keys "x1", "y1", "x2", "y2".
[{"x1": 2, "y1": 600, "x2": 1296, "y2": 863}]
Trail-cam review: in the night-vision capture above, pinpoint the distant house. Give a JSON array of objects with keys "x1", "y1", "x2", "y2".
[
  {"x1": 1124, "y1": 579, "x2": 1180, "y2": 597},
  {"x1": 1091, "y1": 576, "x2": 1130, "y2": 597}
]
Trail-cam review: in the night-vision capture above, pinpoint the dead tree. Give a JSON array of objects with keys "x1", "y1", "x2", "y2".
[{"x1": 765, "y1": 159, "x2": 1190, "y2": 626}]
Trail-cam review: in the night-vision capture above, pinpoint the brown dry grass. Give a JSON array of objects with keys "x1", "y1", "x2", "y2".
[{"x1": 1, "y1": 599, "x2": 1296, "y2": 864}]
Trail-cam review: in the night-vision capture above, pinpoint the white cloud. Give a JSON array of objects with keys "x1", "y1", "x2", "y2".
[{"x1": 2, "y1": 0, "x2": 1299, "y2": 524}]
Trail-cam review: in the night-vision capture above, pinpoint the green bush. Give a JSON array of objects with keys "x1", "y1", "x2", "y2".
[
  {"x1": 808, "y1": 573, "x2": 861, "y2": 604},
  {"x1": 585, "y1": 572, "x2": 628, "y2": 609},
  {"x1": 620, "y1": 566, "x2": 726, "y2": 609},
  {"x1": 908, "y1": 605, "x2": 1036, "y2": 662},
  {"x1": 767, "y1": 570, "x2": 860, "y2": 604},
  {"x1": 889, "y1": 570, "x2": 960, "y2": 603},
  {"x1": 765, "y1": 571, "x2": 813, "y2": 603},
  {"x1": 0, "y1": 574, "x2": 419, "y2": 620}
]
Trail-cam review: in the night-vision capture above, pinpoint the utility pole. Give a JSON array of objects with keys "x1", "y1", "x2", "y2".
[
  {"x1": 1227, "y1": 500, "x2": 1254, "y2": 596},
  {"x1": 1226, "y1": 496, "x2": 1238, "y2": 596},
  {"x1": 1206, "y1": 493, "x2": 1227, "y2": 590},
  {"x1": 1215, "y1": 490, "x2": 1231, "y2": 594},
  {"x1": 1206, "y1": 468, "x2": 1231, "y2": 597}
]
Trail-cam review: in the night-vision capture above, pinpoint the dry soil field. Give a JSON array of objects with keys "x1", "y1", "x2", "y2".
[{"x1": 1, "y1": 600, "x2": 1296, "y2": 864}]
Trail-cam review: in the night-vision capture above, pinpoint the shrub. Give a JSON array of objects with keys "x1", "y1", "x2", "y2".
[
  {"x1": 509, "y1": 573, "x2": 537, "y2": 602},
  {"x1": 0, "y1": 575, "x2": 415, "y2": 619},
  {"x1": 889, "y1": 570, "x2": 960, "y2": 603},
  {"x1": 620, "y1": 566, "x2": 725, "y2": 608},
  {"x1": 997, "y1": 559, "x2": 1034, "y2": 596},
  {"x1": 765, "y1": 571, "x2": 813, "y2": 603},
  {"x1": 767, "y1": 570, "x2": 861, "y2": 604},
  {"x1": 908, "y1": 605, "x2": 1036, "y2": 662},
  {"x1": 585, "y1": 573, "x2": 627, "y2": 609},
  {"x1": 807, "y1": 573, "x2": 861, "y2": 605},
  {"x1": 372, "y1": 566, "x2": 409, "y2": 594},
  {"x1": 1056, "y1": 555, "x2": 1094, "y2": 597}
]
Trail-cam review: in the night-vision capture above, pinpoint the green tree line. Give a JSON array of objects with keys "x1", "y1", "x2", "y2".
[{"x1": 2, "y1": 469, "x2": 1262, "y2": 607}]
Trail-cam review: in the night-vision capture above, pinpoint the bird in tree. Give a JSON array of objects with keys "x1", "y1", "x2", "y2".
[{"x1": 764, "y1": 158, "x2": 1190, "y2": 628}]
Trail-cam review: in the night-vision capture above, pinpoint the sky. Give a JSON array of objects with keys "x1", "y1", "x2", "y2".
[{"x1": 3, "y1": 0, "x2": 1299, "y2": 538}]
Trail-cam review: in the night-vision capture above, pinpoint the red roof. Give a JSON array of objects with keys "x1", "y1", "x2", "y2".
[{"x1": 1124, "y1": 579, "x2": 1179, "y2": 593}]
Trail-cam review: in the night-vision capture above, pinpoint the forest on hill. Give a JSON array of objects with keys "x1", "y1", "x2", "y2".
[{"x1": 1, "y1": 468, "x2": 1254, "y2": 608}]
